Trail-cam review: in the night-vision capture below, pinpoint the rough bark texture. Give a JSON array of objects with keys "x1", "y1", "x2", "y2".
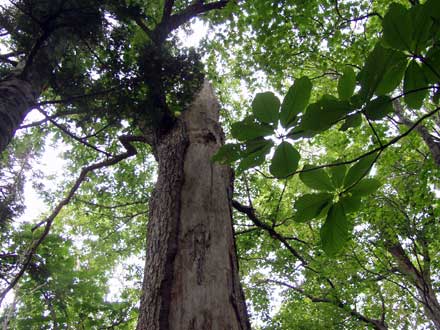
[
  {"x1": 387, "y1": 241, "x2": 440, "y2": 329},
  {"x1": 0, "y1": 76, "x2": 40, "y2": 153},
  {"x1": 137, "y1": 81, "x2": 250, "y2": 330},
  {"x1": 0, "y1": 38, "x2": 65, "y2": 154}
]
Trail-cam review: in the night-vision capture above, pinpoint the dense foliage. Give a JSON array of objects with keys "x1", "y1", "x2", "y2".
[{"x1": 0, "y1": 0, "x2": 439, "y2": 329}]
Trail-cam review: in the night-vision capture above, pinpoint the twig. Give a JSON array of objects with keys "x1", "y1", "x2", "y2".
[{"x1": 0, "y1": 135, "x2": 146, "y2": 307}]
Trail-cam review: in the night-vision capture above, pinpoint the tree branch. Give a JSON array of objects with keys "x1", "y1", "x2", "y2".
[{"x1": 0, "y1": 135, "x2": 146, "y2": 307}]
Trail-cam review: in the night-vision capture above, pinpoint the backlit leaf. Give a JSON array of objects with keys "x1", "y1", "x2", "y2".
[
  {"x1": 382, "y1": 3, "x2": 412, "y2": 50},
  {"x1": 338, "y1": 67, "x2": 356, "y2": 100},
  {"x1": 404, "y1": 60, "x2": 429, "y2": 109},
  {"x1": 344, "y1": 153, "x2": 378, "y2": 189},
  {"x1": 252, "y1": 92, "x2": 280, "y2": 124},
  {"x1": 348, "y1": 178, "x2": 381, "y2": 196},
  {"x1": 231, "y1": 117, "x2": 274, "y2": 141},
  {"x1": 294, "y1": 193, "x2": 333, "y2": 223},
  {"x1": 320, "y1": 202, "x2": 348, "y2": 256},
  {"x1": 269, "y1": 141, "x2": 300, "y2": 178},
  {"x1": 363, "y1": 96, "x2": 394, "y2": 120},
  {"x1": 280, "y1": 77, "x2": 312, "y2": 128},
  {"x1": 300, "y1": 165, "x2": 334, "y2": 191}
]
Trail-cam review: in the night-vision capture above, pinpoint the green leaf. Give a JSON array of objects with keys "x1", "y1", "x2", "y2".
[
  {"x1": 301, "y1": 97, "x2": 353, "y2": 132},
  {"x1": 339, "y1": 195, "x2": 361, "y2": 213},
  {"x1": 343, "y1": 153, "x2": 377, "y2": 189},
  {"x1": 287, "y1": 125, "x2": 316, "y2": 140},
  {"x1": 348, "y1": 178, "x2": 381, "y2": 196},
  {"x1": 404, "y1": 60, "x2": 429, "y2": 109},
  {"x1": 237, "y1": 140, "x2": 273, "y2": 174},
  {"x1": 280, "y1": 76, "x2": 312, "y2": 128},
  {"x1": 329, "y1": 164, "x2": 347, "y2": 188},
  {"x1": 212, "y1": 143, "x2": 241, "y2": 164},
  {"x1": 422, "y1": 47, "x2": 440, "y2": 84},
  {"x1": 382, "y1": 3, "x2": 412, "y2": 51},
  {"x1": 410, "y1": 5, "x2": 433, "y2": 53},
  {"x1": 340, "y1": 113, "x2": 362, "y2": 131},
  {"x1": 294, "y1": 193, "x2": 334, "y2": 223},
  {"x1": 363, "y1": 96, "x2": 394, "y2": 120},
  {"x1": 359, "y1": 45, "x2": 406, "y2": 101},
  {"x1": 269, "y1": 141, "x2": 300, "y2": 178},
  {"x1": 338, "y1": 67, "x2": 356, "y2": 100},
  {"x1": 376, "y1": 53, "x2": 408, "y2": 95},
  {"x1": 425, "y1": 0, "x2": 440, "y2": 20},
  {"x1": 299, "y1": 165, "x2": 335, "y2": 191},
  {"x1": 252, "y1": 92, "x2": 280, "y2": 124},
  {"x1": 231, "y1": 116, "x2": 274, "y2": 141},
  {"x1": 320, "y1": 202, "x2": 348, "y2": 256}
]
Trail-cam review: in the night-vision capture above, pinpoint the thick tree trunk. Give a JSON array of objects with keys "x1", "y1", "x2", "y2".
[
  {"x1": 0, "y1": 39, "x2": 65, "y2": 154},
  {"x1": 0, "y1": 75, "x2": 41, "y2": 153},
  {"x1": 136, "y1": 81, "x2": 250, "y2": 330}
]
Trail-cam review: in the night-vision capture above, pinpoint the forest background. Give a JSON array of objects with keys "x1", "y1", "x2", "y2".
[{"x1": 0, "y1": 0, "x2": 440, "y2": 329}]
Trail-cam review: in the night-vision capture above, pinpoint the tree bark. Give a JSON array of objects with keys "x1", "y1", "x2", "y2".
[
  {"x1": 387, "y1": 241, "x2": 440, "y2": 329},
  {"x1": 0, "y1": 42, "x2": 62, "y2": 154},
  {"x1": 136, "y1": 81, "x2": 250, "y2": 330}
]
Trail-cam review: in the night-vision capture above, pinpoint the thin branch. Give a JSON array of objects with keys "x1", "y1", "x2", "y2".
[
  {"x1": 0, "y1": 135, "x2": 146, "y2": 306},
  {"x1": 37, "y1": 108, "x2": 112, "y2": 157},
  {"x1": 232, "y1": 200, "x2": 308, "y2": 266},
  {"x1": 266, "y1": 279, "x2": 388, "y2": 330}
]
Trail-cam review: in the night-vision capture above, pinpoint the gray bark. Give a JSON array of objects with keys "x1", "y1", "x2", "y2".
[
  {"x1": 387, "y1": 242, "x2": 440, "y2": 329},
  {"x1": 136, "y1": 81, "x2": 250, "y2": 330}
]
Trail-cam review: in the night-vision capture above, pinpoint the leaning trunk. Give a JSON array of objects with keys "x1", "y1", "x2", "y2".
[
  {"x1": 0, "y1": 40, "x2": 65, "y2": 154},
  {"x1": 136, "y1": 81, "x2": 250, "y2": 330}
]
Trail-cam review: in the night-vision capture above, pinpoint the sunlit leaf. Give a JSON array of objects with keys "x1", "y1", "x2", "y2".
[
  {"x1": 382, "y1": 3, "x2": 412, "y2": 50},
  {"x1": 231, "y1": 116, "x2": 274, "y2": 141},
  {"x1": 348, "y1": 178, "x2": 381, "y2": 196}
]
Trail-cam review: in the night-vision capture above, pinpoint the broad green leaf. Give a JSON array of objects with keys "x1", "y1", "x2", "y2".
[
  {"x1": 231, "y1": 116, "x2": 274, "y2": 141},
  {"x1": 212, "y1": 143, "x2": 241, "y2": 164},
  {"x1": 376, "y1": 53, "x2": 408, "y2": 95},
  {"x1": 252, "y1": 92, "x2": 280, "y2": 124},
  {"x1": 339, "y1": 195, "x2": 361, "y2": 213},
  {"x1": 410, "y1": 5, "x2": 433, "y2": 53},
  {"x1": 269, "y1": 141, "x2": 300, "y2": 178},
  {"x1": 320, "y1": 202, "x2": 348, "y2": 256},
  {"x1": 299, "y1": 165, "x2": 334, "y2": 191},
  {"x1": 280, "y1": 76, "x2": 312, "y2": 128},
  {"x1": 329, "y1": 164, "x2": 347, "y2": 188},
  {"x1": 404, "y1": 60, "x2": 429, "y2": 109},
  {"x1": 422, "y1": 47, "x2": 440, "y2": 84},
  {"x1": 340, "y1": 113, "x2": 362, "y2": 131},
  {"x1": 343, "y1": 153, "x2": 377, "y2": 189},
  {"x1": 237, "y1": 141, "x2": 273, "y2": 174},
  {"x1": 348, "y1": 178, "x2": 381, "y2": 196},
  {"x1": 338, "y1": 67, "x2": 356, "y2": 100},
  {"x1": 294, "y1": 193, "x2": 333, "y2": 223},
  {"x1": 359, "y1": 45, "x2": 406, "y2": 101},
  {"x1": 363, "y1": 96, "x2": 394, "y2": 120},
  {"x1": 425, "y1": 0, "x2": 440, "y2": 20},
  {"x1": 244, "y1": 138, "x2": 273, "y2": 155},
  {"x1": 287, "y1": 125, "x2": 316, "y2": 140},
  {"x1": 382, "y1": 3, "x2": 412, "y2": 51},
  {"x1": 301, "y1": 97, "x2": 353, "y2": 132}
]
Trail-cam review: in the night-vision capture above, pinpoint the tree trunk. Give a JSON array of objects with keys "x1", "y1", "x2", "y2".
[
  {"x1": 387, "y1": 242, "x2": 440, "y2": 329},
  {"x1": 0, "y1": 39, "x2": 66, "y2": 154},
  {"x1": 136, "y1": 81, "x2": 250, "y2": 330}
]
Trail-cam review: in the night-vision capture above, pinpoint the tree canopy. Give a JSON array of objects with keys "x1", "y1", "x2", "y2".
[{"x1": 0, "y1": 0, "x2": 440, "y2": 329}]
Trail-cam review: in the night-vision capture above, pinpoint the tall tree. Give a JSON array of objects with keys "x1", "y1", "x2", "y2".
[{"x1": 0, "y1": 0, "x2": 439, "y2": 329}]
